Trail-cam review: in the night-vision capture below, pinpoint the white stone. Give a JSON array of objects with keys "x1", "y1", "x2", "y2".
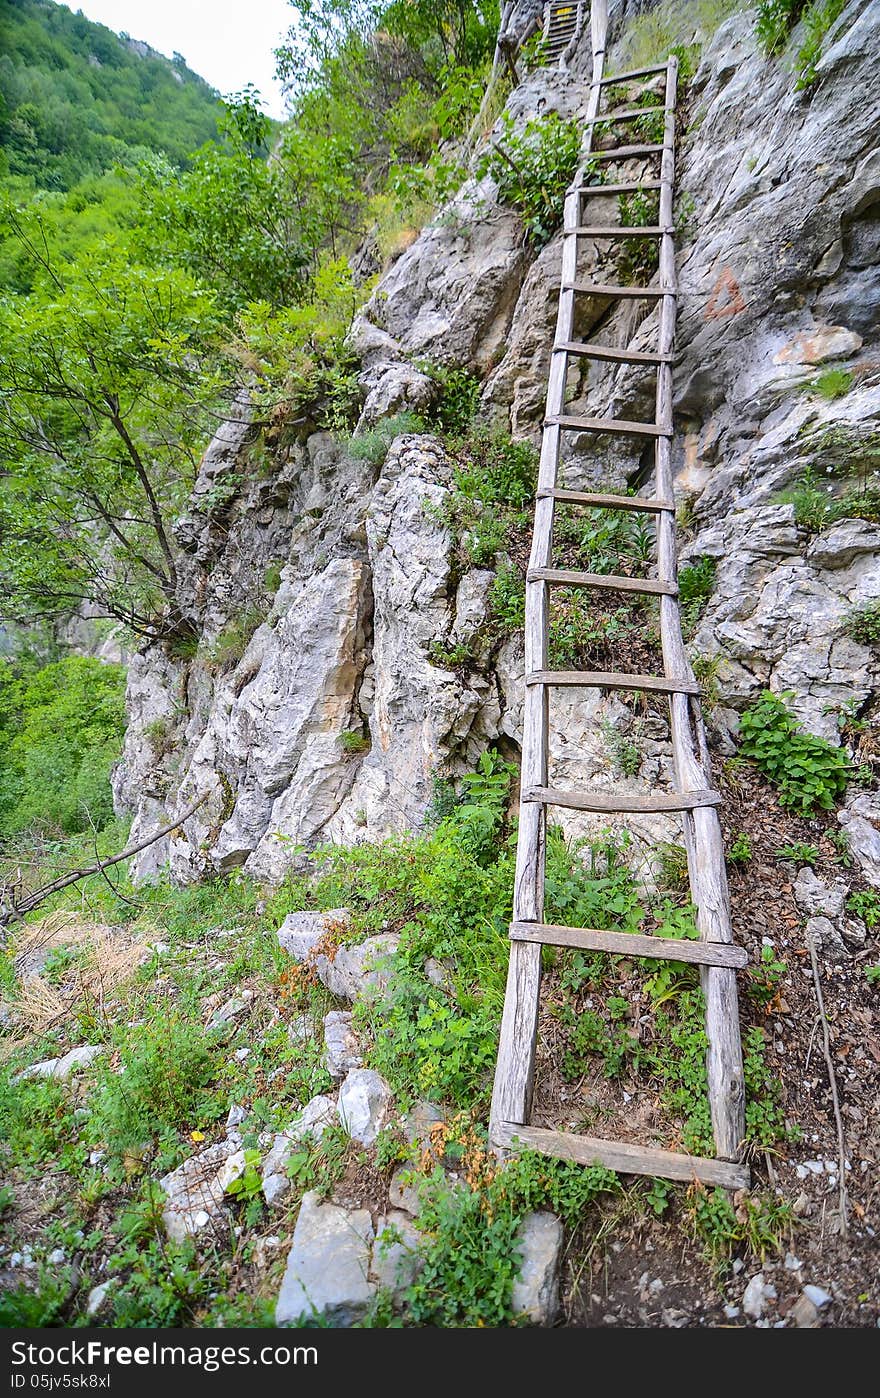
[
  {"x1": 261, "y1": 1095, "x2": 338, "y2": 1207},
  {"x1": 85, "y1": 1281, "x2": 116, "y2": 1319},
  {"x1": 275, "y1": 1192, "x2": 375, "y2": 1326},
  {"x1": 371, "y1": 1211, "x2": 423, "y2": 1297},
  {"x1": 803, "y1": 1284, "x2": 833, "y2": 1309},
  {"x1": 510, "y1": 1212, "x2": 563, "y2": 1325},
  {"x1": 742, "y1": 1274, "x2": 777, "y2": 1320},
  {"x1": 277, "y1": 909, "x2": 351, "y2": 961},
  {"x1": 16, "y1": 1045, "x2": 105, "y2": 1082},
  {"x1": 337, "y1": 1068, "x2": 393, "y2": 1146},
  {"x1": 323, "y1": 1010, "x2": 363, "y2": 1079},
  {"x1": 159, "y1": 1141, "x2": 244, "y2": 1242}
]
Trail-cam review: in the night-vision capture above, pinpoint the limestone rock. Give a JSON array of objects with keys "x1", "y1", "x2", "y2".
[
  {"x1": 839, "y1": 796, "x2": 880, "y2": 889},
  {"x1": 510, "y1": 1212, "x2": 563, "y2": 1325},
  {"x1": 159, "y1": 1141, "x2": 246, "y2": 1242},
  {"x1": 337, "y1": 1068, "x2": 392, "y2": 1146},
  {"x1": 371, "y1": 1211, "x2": 423, "y2": 1297},
  {"x1": 261, "y1": 1095, "x2": 338, "y2": 1207},
  {"x1": 323, "y1": 1010, "x2": 363, "y2": 1080},
  {"x1": 805, "y1": 916, "x2": 849, "y2": 962},
  {"x1": 85, "y1": 1281, "x2": 116, "y2": 1320},
  {"x1": 793, "y1": 868, "x2": 847, "y2": 920},
  {"x1": 742, "y1": 1273, "x2": 777, "y2": 1321},
  {"x1": 275, "y1": 1191, "x2": 375, "y2": 1326},
  {"x1": 16, "y1": 1045, "x2": 105, "y2": 1082},
  {"x1": 318, "y1": 933, "x2": 400, "y2": 1002},
  {"x1": 277, "y1": 908, "x2": 351, "y2": 961},
  {"x1": 388, "y1": 1168, "x2": 421, "y2": 1216}
]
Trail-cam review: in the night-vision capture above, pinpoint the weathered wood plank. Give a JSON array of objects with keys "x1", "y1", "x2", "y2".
[
  {"x1": 584, "y1": 105, "x2": 666, "y2": 124},
  {"x1": 523, "y1": 785, "x2": 722, "y2": 813},
  {"x1": 525, "y1": 668, "x2": 698, "y2": 694},
  {"x1": 596, "y1": 60, "x2": 671, "y2": 85},
  {"x1": 577, "y1": 180, "x2": 662, "y2": 195},
  {"x1": 563, "y1": 281, "x2": 673, "y2": 298},
  {"x1": 575, "y1": 224, "x2": 673, "y2": 236},
  {"x1": 591, "y1": 143, "x2": 666, "y2": 161},
  {"x1": 553, "y1": 340, "x2": 672, "y2": 364},
  {"x1": 493, "y1": 1122, "x2": 751, "y2": 1189},
  {"x1": 652, "y1": 56, "x2": 746, "y2": 1165},
  {"x1": 527, "y1": 567, "x2": 676, "y2": 595},
  {"x1": 509, "y1": 921, "x2": 749, "y2": 969},
  {"x1": 536, "y1": 487, "x2": 674, "y2": 511},
  {"x1": 546, "y1": 413, "x2": 670, "y2": 436}
]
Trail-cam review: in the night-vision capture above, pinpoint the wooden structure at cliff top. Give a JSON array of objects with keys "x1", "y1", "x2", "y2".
[{"x1": 489, "y1": 0, "x2": 750, "y2": 1189}]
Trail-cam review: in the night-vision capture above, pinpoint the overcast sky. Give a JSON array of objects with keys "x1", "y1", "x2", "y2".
[{"x1": 74, "y1": 0, "x2": 293, "y2": 117}]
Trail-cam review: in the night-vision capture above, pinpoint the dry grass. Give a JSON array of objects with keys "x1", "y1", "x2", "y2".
[{"x1": 2, "y1": 910, "x2": 147, "y2": 1053}]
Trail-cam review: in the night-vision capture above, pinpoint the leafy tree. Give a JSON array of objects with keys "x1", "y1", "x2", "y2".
[{"x1": 0, "y1": 202, "x2": 225, "y2": 639}]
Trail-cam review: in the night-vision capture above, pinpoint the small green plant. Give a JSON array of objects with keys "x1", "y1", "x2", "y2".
[
  {"x1": 749, "y1": 945, "x2": 788, "y2": 1010},
  {"x1": 617, "y1": 188, "x2": 660, "y2": 284},
  {"x1": 774, "y1": 841, "x2": 821, "y2": 866},
  {"x1": 756, "y1": 0, "x2": 803, "y2": 55},
  {"x1": 225, "y1": 1148, "x2": 263, "y2": 1202},
  {"x1": 654, "y1": 841, "x2": 690, "y2": 891},
  {"x1": 481, "y1": 111, "x2": 584, "y2": 245},
  {"x1": 601, "y1": 720, "x2": 641, "y2": 778},
  {"x1": 340, "y1": 729, "x2": 370, "y2": 754},
  {"x1": 738, "y1": 689, "x2": 850, "y2": 814},
  {"x1": 678, "y1": 555, "x2": 717, "y2": 637},
  {"x1": 263, "y1": 561, "x2": 284, "y2": 594},
  {"x1": 346, "y1": 411, "x2": 426, "y2": 464},
  {"x1": 727, "y1": 831, "x2": 752, "y2": 864},
  {"x1": 90, "y1": 1012, "x2": 222, "y2": 1154},
  {"x1": 488, "y1": 563, "x2": 525, "y2": 634},
  {"x1": 807, "y1": 367, "x2": 853, "y2": 400},
  {"x1": 687, "y1": 1184, "x2": 792, "y2": 1268},
  {"x1": 843, "y1": 602, "x2": 880, "y2": 648},
  {"x1": 793, "y1": 0, "x2": 846, "y2": 88},
  {"x1": 865, "y1": 964, "x2": 880, "y2": 986},
  {"x1": 847, "y1": 890, "x2": 880, "y2": 929},
  {"x1": 206, "y1": 610, "x2": 263, "y2": 671},
  {"x1": 826, "y1": 826, "x2": 852, "y2": 866}
]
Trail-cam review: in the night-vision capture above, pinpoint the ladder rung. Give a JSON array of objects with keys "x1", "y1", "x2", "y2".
[
  {"x1": 574, "y1": 225, "x2": 672, "y2": 237},
  {"x1": 585, "y1": 106, "x2": 666, "y2": 124},
  {"x1": 578, "y1": 180, "x2": 662, "y2": 195},
  {"x1": 546, "y1": 414, "x2": 670, "y2": 437},
  {"x1": 563, "y1": 281, "x2": 674, "y2": 298},
  {"x1": 596, "y1": 62, "x2": 672, "y2": 86},
  {"x1": 527, "y1": 567, "x2": 675, "y2": 595},
  {"x1": 591, "y1": 144, "x2": 666, "y2": 161},
  {"x1": 536, "y1": 488, "x2": 674, "y2": 512},
  {"x1": 526, "y1": 669, "x2": 698, "y2": 695},
  {"x1": 528, "y1": 567, "x2": 675, "y2": 595},
  {"x1": 553, "y1": 340, "x2": 672, "y2": 365},
  {"x1": 522, "y1": 785, "x2": 722, "y2": 813},
  {"x1": 509, "y1": 921, "x2": 749, "y2": 970},
  {"x1": 493, "y1": 1122, "x2": 751, "y2": 1190}
]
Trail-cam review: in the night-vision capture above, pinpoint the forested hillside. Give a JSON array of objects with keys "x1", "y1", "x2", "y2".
[{"x1": 0, "y1": 0, "x2": 221, "y2": 189}]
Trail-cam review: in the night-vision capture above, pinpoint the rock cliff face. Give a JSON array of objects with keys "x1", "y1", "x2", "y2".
[{"x1": 115, "y1": 1, "x2": 880, "y2": 889}]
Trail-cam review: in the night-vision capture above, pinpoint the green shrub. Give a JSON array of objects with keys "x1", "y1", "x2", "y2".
[
  {"x1": 756, "y1": 0, "x2": 805, "y2": 54},
  {"x1": 738, "y1": 689, "x2": 850, "y2": 814},
  {"x1": 340, "y1": 729, "x2": 370, "y2": 754},
  {"x1": 0, "y1": 654, "x2": 126, "y2": 838},
  {"x1": 346, "y1": 410, "x2": 426, "y2": 464},
  {"x1": 678, "y1": 554, "x2": 716, "y2": 637},
  {"x1": 418, "y1": 364, "x2": 481, "y2": 436},
  {"x1": 808, "y1": 367, "x2": 853, "y2": 400},
  {"x1": 843, "y1": 602, "x2": 880, "y2": 648},
  {"x1": 727, "y1": 831, "x2": 752, "y2": 864},
  {"x1": 793, "y1": 0, "x2": 846, "y2": 87},
  {"x1": 489, "y1": 563, "x2": 526, "y2": 634},
  {"x1": 616, "y1": 188, "x2": 660, "y2": 285},
  {"x1": 91, "y1": 1013, "x2": 222, "y2": 1154},
  {"x1": 480, "y1": 111, "x2": 584, "y2": 245},
  {"x1": 205, "y1": 610, "x2": 263, "y2": 671}
]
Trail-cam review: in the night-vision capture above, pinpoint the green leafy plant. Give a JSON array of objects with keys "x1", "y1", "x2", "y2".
[
  {"x1": 793, "y1": 0, "x2": 846, "y2": 88},
  {"x1": 616, "y1": 187, "x2": 661, "y2": 284},
  {"x1": 807, "y1": 367, "x2": 853, "y2": 400},
  {"x1": 346, "y1": 411, "x2": 426, "y2": 464},
  {"x1": 489, "y1": 563, "x2": 526, "y2": 634},
  {"x1": 738, "y1": 689, "x2": 850, "y2": 814},
  {"x1": 865, "y1": 964, "x2": 880, "y2": 986},
  {"x1": 418, "y1": 363, "x2": 481, "y2": 436},
  {"x1": 601, "y1": 720, "x2": 641, "y2": 778},
  {"x1": 843, "y1": 602, "x2": 880, "y2": 648},
  {"x1": 480, "y1": 111, "x2": 584, "y2": 245},
  {"x1": 774, "y1": 841, "x2": 820, "y2": 866},
  {"x1": 340, "y1": 729, "x2": 370, "y2": 754},
  {"x1": 749, "y1": 945, "x2": 788, "y2": 1010},
  {"x1": 225, "y1": 1148, "x2": 263, "y2": 1202},
  {"x1": 727, "y1": 831, "x2": 752, "y2": 864},
  {"x1": 847, "y1": 890, "x2": 880, "y2": 929},
  {"x1": 678, "y1": 555, "x2": 717, "y2": 637}
]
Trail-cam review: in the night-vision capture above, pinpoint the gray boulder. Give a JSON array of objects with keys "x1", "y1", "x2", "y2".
[
  {"x1": 337, "y1": 1068, "x2": 392, "y2": 1146},
  {"x1": 275, "y1": 1192, "x2": 375, "y2": 1326},
  {"x1": 510, "y1": 1212, "x2": 563, "y2": 1325}
]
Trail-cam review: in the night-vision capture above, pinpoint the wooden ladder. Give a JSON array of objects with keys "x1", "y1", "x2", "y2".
[
  {"x1": 542, "y1": 1, "x2": 584, "y2": 66},
  {"x1": 489, "y1": 13, "x2": 750, "y2": 1192}
]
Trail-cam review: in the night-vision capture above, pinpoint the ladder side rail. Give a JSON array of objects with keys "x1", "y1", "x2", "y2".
[
  {"x1": 490, "y1": 0, "x2": 609, "y2": 1142},
  {"x1": 652, "y1": 58, "x2": 746, "y2": 1162}
]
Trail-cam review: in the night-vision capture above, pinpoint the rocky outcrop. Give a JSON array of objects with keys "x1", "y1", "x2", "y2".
[{"x1": 115, "y1": 1, "x2": 880, "y2": 889}]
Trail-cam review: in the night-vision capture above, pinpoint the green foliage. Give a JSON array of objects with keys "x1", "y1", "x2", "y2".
[
  {"x1": 0, "y1": 1068, "x2": 79, "y2": 1174},
  {"x1": 727, "y1": 831, "x2": 752, "y2": 864},
  {"x1": 866, "y1": 964, "x2": 880, "y2": 986},
  {"x1": 108, "y1": 1234, "x2": 212, "y2": 1327},
  {"x1": 0, "y1": 654, "x2": 126, "y2": 837},
  {"x1": 0, "y1": 1272, "x2": 71, "y2": 1327},
  {"x1": 616, "y1": 187, "x2": 660, "y2": 285},
  {"x1": 678, "y1": 555, "x2": 716, "y2": 636},
  {"x1": 808, "y1": 367, "x2": 853, "y2": 400},
  {"x1": 346, "y1": 411, "x2": 426, "y2": 464},
  {"x1": 601, "y1": 719, "x2": 641, "y2": 778},
  {"x1": 488, "y1": 563, "x2": 526, "y2": 634},
  {"x1": 749, "y1": 945, "x2": 788, "y2": 1010},
  {"x1": 405, "y1": 1146, "x2": 618, "y2": 1325},
  {"x1": 443, "y1": 427, "x2": 536, "y2": 573},
  {"x1": 843, "y1": 602, "x2": 880, "y2": 648},
  {"x1": 738, "y1": 689, "x2": 850, "y2": 814},
  {"x1": 847, "y1": 890, "x2": 880, "y2": 929},
  {"x1": 757, "y1": 0, "x2": 847, "y2": 87},
  {"x1": 0, "y1": 0, "x2": 221, "y2": 191},
  {"x1": 480, "y1": 111, "x2": 583, "y2": 245},
  {"x1": 340, "y1": 729, "x2": 370, "y2": 754},
  {"x1": 418, "y1": 362, "x2": 482, "y2": 436},
  {"x1": 224, "y1": 1148, "x2": 263, "y2": 1203},
  {"x1": 774, "y1": 840, "x2": 820, "y2": 866},
  {"x1": 742, "y1": 1025, "x2": 790, "y2": 1145},
  {"x1": 688, "y1": 1185, "x2": 792, "y2": 1267},
  {"x1": 90, "y1": 1012, "x2": 222, "y2": 1156},
  {"x1": 617, "y1": 1, "x2": 739, "y2": 75},
  {"x1": 756, "y1": 0, "x2": 805, "y2": 53},
  {"x1": 205, "y1": 610, "x2": 263, "y2": 671}
]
